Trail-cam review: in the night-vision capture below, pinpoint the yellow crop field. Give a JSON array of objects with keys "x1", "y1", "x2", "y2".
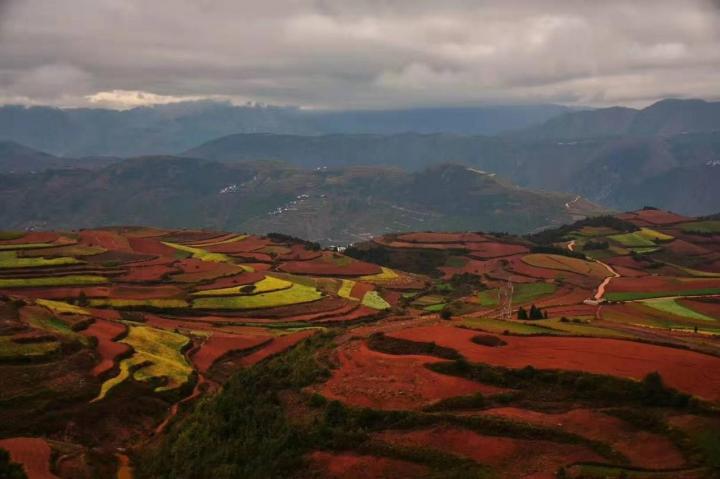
[
  {"x1": 337, "y1": 279, "x2": 356, "y2": 299},
  {"x1": 36, "y1": 298, "x2": 91, "y2": 316},
  {"x1": 0, "y1": 251, "x2": 81, "y2": 268},
  {"x1": 192, "y1": 276, "x2": 292, "y2": 297},
  {"x1": 94, "y1": 325, "x2": 192, "y2": 401},
  {"x1": 360, "y1": 267, "x2": 399, "y2": 282},
  {"x1": 192, "y1": 283, "x2": 322, "y2": 310}
]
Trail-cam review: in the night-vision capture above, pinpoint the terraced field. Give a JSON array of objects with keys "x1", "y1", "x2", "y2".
[{"x1": 1, "y1": 212, "x2": 720, "y2": 479}]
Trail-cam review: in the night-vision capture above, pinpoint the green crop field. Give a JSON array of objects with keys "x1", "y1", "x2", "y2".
[
  {"x1": 0, "y1": 251, "x2": 81, "y2": 268},
  {"x1": 94, "y1": 325, "x2": 192, "y2": 401},
  {"x1": 361, "y1": 291, "x2": 390, "y2": 310},
  {"x1": 606, "y1": 288, "x2": 720, "y2": 301},
  {"x1": 477, "y1": 282, "x2": 557, "y2": 307},
  {"x1": 0, "y1": 275, "x2": 108, "y2": 288},
  {"x1": 0, "y1": 231, "x2": 24, "y2": 240},
  {"x1": 680, "y1": 220, "x2": 720, "y2": 234},
  {"x1": 608, "y1": 231, "x2": 657, "y2": 247},
  {"x1": 461, "y1": 317, "x2": 561, "y2": 335},
  {"x1": 192, "y1": 283, "x2": 322, "y2": 310},
  {"x1": 641, "y1": 298, "x2": 717, "y2": 321}
]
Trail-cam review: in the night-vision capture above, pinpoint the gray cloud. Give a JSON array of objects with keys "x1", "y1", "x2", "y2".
[{"x1": 0, "y1": 0, "x2": 719, "y2": 109}]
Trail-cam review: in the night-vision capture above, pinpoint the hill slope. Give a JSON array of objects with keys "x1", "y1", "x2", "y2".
[{"x1": 0, "y1": 158, "x2": 601, "y2": 244}]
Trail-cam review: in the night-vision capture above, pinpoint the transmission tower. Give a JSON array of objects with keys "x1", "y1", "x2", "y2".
[{"x1": 497, "y1": 277, "x2": 514, "y2": 321}]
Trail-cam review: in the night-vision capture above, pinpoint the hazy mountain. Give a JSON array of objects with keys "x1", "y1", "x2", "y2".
[
  {"x1": 186, "y1": 129, "x2": 720, "y2": 216},
  {"x1": 0, "y1": 102, "x2": 570, "y2": 157},
  {"x1": 0, "y1": 157, "x2": 601, "y2": 244},
  {"x1": 0, "y1": 141, "x2": 120, "y2": 173},
  {"x1": 515, "y1": 98, "x2": 720, "y2": 139}
]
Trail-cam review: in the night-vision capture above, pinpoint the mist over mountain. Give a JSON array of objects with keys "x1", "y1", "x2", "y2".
[{"x1": 0, "y1": 102, "x2": 570, "y2": 157}]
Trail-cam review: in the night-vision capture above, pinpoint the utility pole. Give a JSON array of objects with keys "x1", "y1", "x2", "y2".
[{"x1": 497, "y1": 277, "x2": 513, "y2": 321}]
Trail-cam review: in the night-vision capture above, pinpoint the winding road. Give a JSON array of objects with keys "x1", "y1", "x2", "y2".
[{"x1": 566, "y1": 240, "x2": 620, "y2": 303}]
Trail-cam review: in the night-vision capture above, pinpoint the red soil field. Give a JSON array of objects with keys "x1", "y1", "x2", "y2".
[
  {"x1": 544, "y1": 304, "x2": 598, "y2": 317},
  {"x1": 79, "y1": 230, "x2": 131, "y2": 251},
  {"x1": 171, "y1": 263, "x2": 245, "y2": 282},
  {"x1": 80, "y1": 318, "x2": 131, "y2": 376},
  {"x1": 349, "y1": 281, "x2": 374, "y2": 300},
  {"x1": 317, "y1": 342, "x2": 505, "y2": 410},
  {"x1": 0, "y1": 437, "x2": 59, "y2": 479},
  {"x1": 238, "y1": 330, "x2": 316, "y2": 367},
  {"x1": 633, "y1": 209, "x2": 689, "y2": 225},
  {"x1": 2, "y1": 286, "x2": 110, "y2": 300},
  {"x1": 279, "y1": 259, "x2": 381, "y2": 276},
  {"x1": 664, "y1": 239, "x2": 711, "y2": 256},
  {"x1": 201, "y1": 236, "x2": 270, "y2": 254},
  {"x1": 388, "y1": 325, "x2": 720, "y2": 401},
  {"x1": 186, "y1": 233, "x2": 237, "y2": 247},
  {"x1": 192, "y1": 332, "x2": 272, "y2": 373},
  {"x1": 533, "y1": 286, "x2": 593, "y2": 308},
  {"x1": 108, "y1": 284, "x2": 185, "y2": 299},
  {"x1": 374, "y1": 425, "x2": 601, "y2": 479},
  {"x1": 306, "y1": 451, "x2": 429, "y2": 479},
  {"x1": 466, "y1": 242, "x2": 529, "y2": 258},
  {"x1": 127, "y1": 237, "x2": 179, "y2": 256},
  {"x1": 480, "y1": 407, "x2": 685, "y2": 469},
  {"x1": 228, "y1": 252, "x2": 273, "y2": 262},
  {"x1": 382, "y1": 290, "x2": 402, "y2": 307},
  {"x1": 120, "y1": 264, "x2": 177, "y2": 282},
  {"x1": 396, "y1": 232, "x2": 489, "y2": 243},
  {"x1": 277, "y1": 244, "x2": 323, "y2": 261},
  {"x1": 312, "y1": 305, "x2": 377, "y2": 324}
]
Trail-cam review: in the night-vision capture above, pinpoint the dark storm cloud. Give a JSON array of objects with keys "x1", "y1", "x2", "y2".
[{"x1": 0, "y1": 0, "x2": 719, "y2": 109}]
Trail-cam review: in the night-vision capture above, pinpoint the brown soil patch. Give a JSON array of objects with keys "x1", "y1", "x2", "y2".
[
  {"x1": 388, "y1": 325, "x2": 720, "y2": 401},
  {"x1": 306, "y1": 451, "x2": 429, "y2": 479},
  {"x1": 0, "y1": 437, "x2": 59, "y2": 479},
  {"x1": 374, "y1": 425, "x2": 601, "y2": 479},
  {"x1": 316, "y1": 342, "x2": 504, "y2": 410}
]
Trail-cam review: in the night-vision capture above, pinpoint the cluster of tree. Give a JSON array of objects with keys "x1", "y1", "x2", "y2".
[
  {"x1": 583, "y1": 240, "x2": 609, "y2": 250},
  {"x1": 517, "y1": 304, "x2": 547, "y2": 320},
  {"x1": 527, "y1": 215, "x2": 637, "y2": 245},
  {"x1": 0, "y1": 449, "x2": 26, "y2": 479},
  {"x1": 266, "y1": 232, "x2": 321, "y2": 251}
]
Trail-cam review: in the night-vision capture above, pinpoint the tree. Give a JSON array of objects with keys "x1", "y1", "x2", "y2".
[
  {"x1": 529, "y1": 304, "x2": 545, "y2": 320},
  {"x1": 77, "y1": 291, "x2": 89, "y2": 307},
  {"x1": 440, "y1": 308, "x2": 452, "y2": 321},
  {"x1": 517, "y1": 307, "x2": 528, "y2": 320},
  {"x1": 0, "y1": 449, "x2": 26, "y2": 479}
]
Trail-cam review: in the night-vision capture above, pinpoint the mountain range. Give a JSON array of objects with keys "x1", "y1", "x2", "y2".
[{"x1": 0, "y1": 157, "x2": 599, "y2": 244}]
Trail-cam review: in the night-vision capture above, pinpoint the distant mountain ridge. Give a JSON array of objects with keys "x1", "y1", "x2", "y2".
[
  {"x1": 0, "y1": 158, "x2": 601, "y2": 244},
  {"x1": 0, "y1": 102, "x2": 570, "y2": 157},
  {"x1": 514, "y1": 98, "x2": 720, "y2": 139}
]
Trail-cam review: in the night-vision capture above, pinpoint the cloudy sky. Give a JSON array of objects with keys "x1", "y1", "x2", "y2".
[{"x1": 1, "y1": 0, "x2": 719, "y2": 110}]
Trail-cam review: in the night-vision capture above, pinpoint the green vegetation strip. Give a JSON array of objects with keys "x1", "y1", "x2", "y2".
[
  {"x1": 640, "y1": 298, "x2": 716, "y2": 321},
  {"x1": 606, "y1": 288, "x2": 720, "y2": 301},
  {"x1": 0, "y1": 275, "x2": 107, "y2": 288}
]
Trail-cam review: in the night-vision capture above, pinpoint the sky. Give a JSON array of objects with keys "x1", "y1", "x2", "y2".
[{"x1": 1, "y1": 0, "x2": 719, "y2": 110}]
